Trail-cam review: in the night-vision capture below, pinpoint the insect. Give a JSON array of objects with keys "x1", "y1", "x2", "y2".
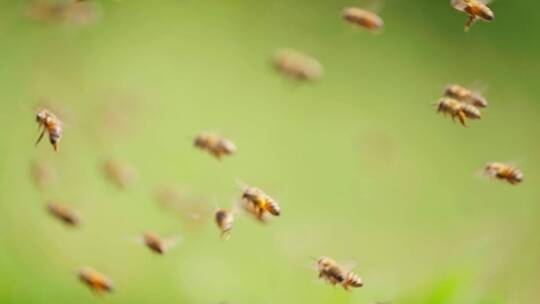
[
  {"x1": 451, "y1": 0, "x2": 494, "y2": 32},
  {"x1": 484, "y1": 162, "x2": 524, "y2": 185},
  {"x1": 142, "y1": 232, "x2": 178, "y2": 255},
  {"x1": 47, "y1": 202, "x2": 80, "y2": 226},
  {"x1": 26, "y1": 0, "x2": 100, "y2": 26},
  {"x1": 241, "y1": 185, "x2": 281, "y2": 221},
  {"x1": 273, "y1": 48, "x2": 323, "y2": 81},
  {"x1": 35, "y1": 108, "x2": 62, "y2": 151},
  {"x1": 215, "y1": 208, "x2": 235, "y2": 240},
  {"x1": 436, "y1": 97, "x2": 480, "y2": 127},
  {"x1": 316, "y1": 256, "x2": 363, "y2": 291},
  {"x1": 103, "y1": 159, "x2": 138, "y2": 189},
  {"x1": 78, "y1": 267, "x2": 114, "y2": 294},
  {"x1": 342, "y1": 7, "x2": 384, "y2": 31},
  {"x1": 194, "y1": 133, "x2": 236, "y2": 160},
  {"x1": 444, "y1": 84, "x2": 488, "y2": 108}
]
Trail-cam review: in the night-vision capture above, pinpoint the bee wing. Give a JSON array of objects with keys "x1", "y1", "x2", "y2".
[
  {"x1": 451, "y1": 0, "x2": 468, "y2": 11},
  {"x1": 339, "y1": 259, "x2": 359, "y2": 272},
  {"x1": 479, "y1": 0, "x2": 494, "y2": 4},
  {"x1": 361, "y1": 0, "x2": 385, "y2": 13},
  {"x1": 164, "y1": 235, "x2": 182, "y2": 249}
]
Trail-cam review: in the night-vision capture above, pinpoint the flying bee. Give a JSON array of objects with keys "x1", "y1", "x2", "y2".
[
  {"x1": 273, "y1": 48, "x2": 323, "y2": 81},
  {"x1": 78, "y1": 267, "x2": 114, "y2": 294},
  {"x1": 451, "y1": 0, "x2": 494, "y2": 32},
  {"x1": 142, "y1": 232, "x2": 178, "y2": 255},
  {"x1": 484, "y1": 162, "x2": 523, "y2": 185},
  {"x1": 461, "y1": 103, "x2": 482, "y2": 120},
  {"x1": 194, "y1": 133, "x2": 236, "y2": 160},
  {"x1": 47, "y1": 202, "x2": 80, "y2": 226},
  {"x1": 35, "y1": 108, "x2": 62, "y2": 151},
  {"x1": 316, "y1": 256, "x2": 363, "y2": 291},
  {"x1": 103, "y1": 159, "x2": 138, "y2": 189},
  {"x1": 444, "y1": 84, "x2": 488, "y2": 108},
  {"x1": 215, "y1": 208, "x2": 235, "y2": 240},
  {"x1": 342, "y1": 7, "x2": 384, "y2": 31},
  {"x1": 436, "y1": 97, "x2": 480, "y2": 127},
  {"x1": 241, "y1": 185, "x2": 281, "y2": 222},
  {"x1": 26, "y1": 0, "x2": 100, "y2": 26}
]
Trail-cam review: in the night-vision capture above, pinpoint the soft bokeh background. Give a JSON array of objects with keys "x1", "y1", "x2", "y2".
[{"x1": 0, "y1": 0, "x2": 539, "y2": 303}]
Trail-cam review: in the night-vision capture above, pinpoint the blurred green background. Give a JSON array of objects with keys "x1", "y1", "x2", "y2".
[{"x1": 0, "y1": 0, "x2": 539, "y2": 303}]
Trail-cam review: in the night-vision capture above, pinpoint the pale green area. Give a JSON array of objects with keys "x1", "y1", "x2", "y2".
[{"x1": 0, "y1": 1, "x2": 539, "y2": 303}]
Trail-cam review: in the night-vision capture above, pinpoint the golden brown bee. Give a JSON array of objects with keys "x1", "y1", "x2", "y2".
[
  {"x1": 317, "y1": 256, "x2": 363, "y2": 291},
  {"x1": 194, "y1": 133, "x2": 236, "y2": 160},
  {"x1": 444, "y1": 84, "x2": 488, "y2": 108},
  {"x1": 78, "y1": 267, "x2": 114, "y2": 294},
  {"x1": 241, "y1": 185, "x2": 281, "y2": 222},
  {"x1": 142, "y1": 232, "x2": 175, "y2": 255},
  {"x1": 47, "y1": 202, "x2": 80, "y2": 226},
  {"x1": 35, "y1": 108, "x2": 62, "y2": 151},
  {"x1": 484, "y1": 162, "x2": 524, "y2": 185},
  {"x1": 451, "y1": 0, "x2": 494, "y2": 32},
  {"x1": 273, "y1": 48, "x2": 323, "y2": 81},
  {"x1": 103, "y1": 159, "x2": 138, "y2": 189},
  {"x1": 342, "y1": 7, "x2": 384, "y2": 31},
  {"x1": 31, "y1": 160, "x2": 57, "y2": 190},
  {"x1": 215, "y1": 208, "x2": 235, "y2": 240},
  {"x1": 436, "y1": 97, "x2": 481, "y2": 127}
]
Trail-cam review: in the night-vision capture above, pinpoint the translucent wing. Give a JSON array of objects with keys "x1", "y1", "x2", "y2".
[
  {"x1": 451, "y1": 0, "x2": 467, "y2": 12},
  {"x1": 339, "y1": 259, "x2": 359, "y2": 272}
]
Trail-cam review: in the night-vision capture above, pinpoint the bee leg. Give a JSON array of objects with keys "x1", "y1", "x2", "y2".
[
  {"x1": 458, "y1": 112, "x2": 467, "y2": 127},
  {"x1": 464, "y1": 16, "x2": 477, "y2": 32},
  {"x1": 35, "y1": 129, "x2": 46, "y2": 146}
]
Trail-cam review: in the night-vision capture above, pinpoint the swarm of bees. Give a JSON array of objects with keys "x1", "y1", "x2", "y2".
[
  {"x1": 342, "y1": 7, "x2": 384, "y2": 32},
  {"x1": 316, "y1": 257, "x2": 364, "y2": 291},
  {"x1": 78, "y1": 267, "x2": 114, "y2": 294},
  {"x1": 35, "y1": 108, "x2": 62, "y2": 151},
  {"x1": 484, "y1": 162, "x2": 524, "y2": 185},
  {"x1": 436, "y1": 84, "x2": 487, "y2": 127},
  {"x1": 451, "y1": 0, "x2": 494, "y2": 32},
  {"x1": 194, "y1": 133, "x2": 237, "y2": 160},
  {"x1": 47, "y1": 202, "x2": 80, "y2": 226},
  {"x1": 273, "y1": 48, "x2": 323, "y2": 81}
]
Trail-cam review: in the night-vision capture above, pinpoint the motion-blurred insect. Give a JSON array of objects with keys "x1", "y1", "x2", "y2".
[
  {"x1": 316, "y1": 256, "x2": 363, "y2": 291},
  {"x1": 484, "y1": 162, "x2": 523, "y2": 185},
  {"x1": 47, "y1": 202, "x2": 80, "y2": 226},
  {"x1": 240, "y1": 184, "x2": 281, "y2": 222},
  {"x1": 142, "y1": 232, "x2": 178, "y2": 255},
  {"x1": 451, "y1": 0, "x2": 494, "y2": 32},
  {"x1": 194, "y1": 133, "x2": 236, "y2": 160},
  {"x1": 436, "y1": 97, "x2": 481, "y2": 126},
  {"x1": 273, "y1": 48, "x2": 323, "y2": 81},
  {"x1": 103, "y1": 159, "x2": 138, "y2": 189},
  {"x1": 79, "y1": 267, "x2": 114, "y2": 294},
  {"x1": 35, "y1": 108, "x2": 62, "y2": 151},
  {"x1": 215, "y1": 208, "x2": 235, "y2": 240},
  {"x1": 31, "y1": 160, "x2": 57, "y2": 190},
  {"x1": 342, "y1": 7, "x2": 384, "y2": 31},
  {"x1": 444, "y1": 84, "x2": 488, "y2": 108},
  {"x1": 26, "y1": 0, "x2": 100, "y2": 26}
]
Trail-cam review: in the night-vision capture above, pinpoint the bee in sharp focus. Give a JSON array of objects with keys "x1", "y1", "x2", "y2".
[
  {"x1": 215, "y1": 208, "x2": 235, "y2": 240},
  {"x1": 444, "y1": 84, "x2": 488, "y2": 108},
  {"x1": 194, "y1": 133, "x2": 236, "y2": 160},
  {"x1": 436, "y1": 97, "x2": 474, "y2": 126},
  {"x1": 241, "y1": 185, "x2": 281, "y2": 222},
  {"x1": 35, "y1": 108, "x2": 62, "y2": 151},
  {"x1": 103, "y1": 159, "x2": 138, "y2": 189},
  {"x1": 78, "y1": 267, "x2": 114, "y2": 294},
  {"x1": 273, "y1": 48, "x2": 323, "y2": 81},
  {"x1": 316, "y1": 256, "x2": 363, "y2": 291},
  {"x1": 142, "y1": 232, "x2": 178, "y2": 255},
  {"x1": 47, "y1": 202, "x2": 80, "y2": 226},
  {"x1": 484, "y1": 162, "x2": 523, "y2": 185},
  {"x1": 342, "y1": 7, "x2": 384, "y2": 31},
  {"x1": 451, "y1": 0, "x2": 494, "y2": 32}
]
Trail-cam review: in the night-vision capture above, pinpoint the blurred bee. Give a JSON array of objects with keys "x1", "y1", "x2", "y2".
[
  {"x1": 103, "y1": 159, "x2": 138, "y2": 189},
  {"x1": 316, "y1": 256, "x2": 363, "y2": 291},
  {"x1": 35, "y1": 108, "x2": 62, "y2": 151},
  {"x1": 26, "y1": 0, "x2": 100, "y2": 26},
  {"x1": 451, "y1": 0, "x2": 494, "y2": 32},
  {"x1": 31, "y1": 160, "x2": 57, "y2": 190},
  {"x1": 436, "y1": 97, "x2": 480, "y2": 126},
  {"x1": 47, "y1": 202, "x2": 80, "y2": 226},
  {"x1": 342, "y1": 7, "x2": 384, "y2": 31},
  {"x1": 241, "y1": 185, "x2": 281, "y2": 222},
  {"x1": 444, "y1": 84, "x2": 488, "y2": 108},
  {"x1": 194, "y1": 133, "x2": 236, "y2": 160},
  {"x1": 484, "y1": 162, "x2": 523, "y2": 185},
  {"x1": 78, "y1": 267, "x2": 114, "y2": 294},
  {"x1": 142, "y1": 232, "x2": 178, "y2": 255},
  {"x1": 215, "y1": 208, "x2": 235, "y2": 240},
  {"x1": 273, "y1": 48, "x2": 323, "y2": 81}
]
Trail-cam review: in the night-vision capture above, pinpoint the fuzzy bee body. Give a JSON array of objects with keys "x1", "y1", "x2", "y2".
[
  {"x1": 451, "y1": 0, "x2": 494, "y2": 31},
  {"x1": 342, "y1": 7, "x2": 383, "y2": 31},
  {"x1": 79, "y1": 267, "x2": 114, "y2": 294},
  {"x1": 194, "y1": 133, "x2": 236, "y2": 159},
  {"x1": 444, "y1": 84, "x2": 488, "y2": 108},
  {"x1": 47, "y1": 203, "x2": 79, "y2": 226},
  {"x1": 242, "y1": 186, "x2": 281, "y2": 221},
  {"x1": 215, "y1": 208, "x2": 234, "y2": 240},
  {"x1": 317, "y1": 257, "x2": 363, "y2": 291},
  {"x1": 485, "y1": 162, "x2": 523, "y2": 185},
  {"x1": 35, "y1": 108, "x2": 62, "y2": 151}
]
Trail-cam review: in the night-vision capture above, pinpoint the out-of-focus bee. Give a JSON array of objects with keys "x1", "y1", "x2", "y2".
[
  {"x1": 273, "y1": 48, "x2": 323, "y2": 81},
  {"x1": 241, "y1": 185, "x2": 281, "y2": 222},
  {"x1": 47, "y1": 202, "x2": 80, "y2": 226},
  {"x1": 484, "y1": 162, "x2": 523, "y2": 185},
  {"x1": 436, "y1": 97, "x2": 481, "y2": 126},
  {"x1": 215, "y1": 208, "x2": 235, "y2": 240},
  {"x1": 78, "y1": 267, "x2": 114, "y2": 294},
  {"x1": 31, "y1": 160, "x2": 57, "y2": 190},
  {"x1": 444, "y1": 84, "x2": 488, "y2": 108},
  {"x1": 451, "y1": 0, "x2": 494, "y2": 32},
  {"x1": 103, "y1": 159, "x2": 138, "y2": 189},
  {"x1": 26, "y1": 0, "x2": 100, "y2": 26},
  {"x1": 342, "y1": 7, "x2": 384, "y2": 31},
  {"x1": 194, "y1": 133, "x2": 236, "y2": 160},
  {"x1": 35, "y1": 108, "x2": 62, "y2": 151},
  {"x1": 156, "y1": 186, "x2": 212, "y2": 231},
  {"x1": 142, "y1": 232, "x2": 178, "y2": 255},
  {"x1": 316, "y1": 256, "x2": 363, "y2": 291}
]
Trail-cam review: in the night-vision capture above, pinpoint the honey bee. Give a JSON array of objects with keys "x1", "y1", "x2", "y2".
[
  {"x1": 241, "y1": 185, "x2": 281, "y2": 222},
  {"x1": 27, "y1": 0, "x2": 100, "y2": 26},
  {"x1": 436, "y1": 97, "x2": 481, "y2": 126},
  {"x1": 194, "y1": 133, "x2": 236, "y2": 160},
  {"x1": 35, "y1": 108, "x2": 62, "y2": 151},
  {"x1": 484, "y1": 162, "x2": 523, "y2": 185},
  {"x1": 31, "y1": 160, "x2": 57, "y2": 190},
  {"x1": 142, "y1": 232, "x2": 177, "y2": 254},
  {"x1": 342, "y1": 7, "x2": 384, "y2": 31},
  {"x1": 273, "y1": 48, "x2": 323, "y2": 81},
  {"x1": 215, "y1": 208, "x2": 235, "y2": 240},
  {"x1": 444, "y1": 84, "x2": 488, "y2": 108},
  {"x1": 47, "y1": 202, "x2": 80, "y2": 226},
  {"x1": 103, "y1": 159, "x2": 138, "y2": 189},
  {"x1": 451, "y1": 0, "x2": 494, "y2": 32},
  {"x1": 78, "y1": 267, "x2": 114, "y2": 294},
  {"x1": 316, "y1": 256, "x2": 363, "y2": 291}
]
